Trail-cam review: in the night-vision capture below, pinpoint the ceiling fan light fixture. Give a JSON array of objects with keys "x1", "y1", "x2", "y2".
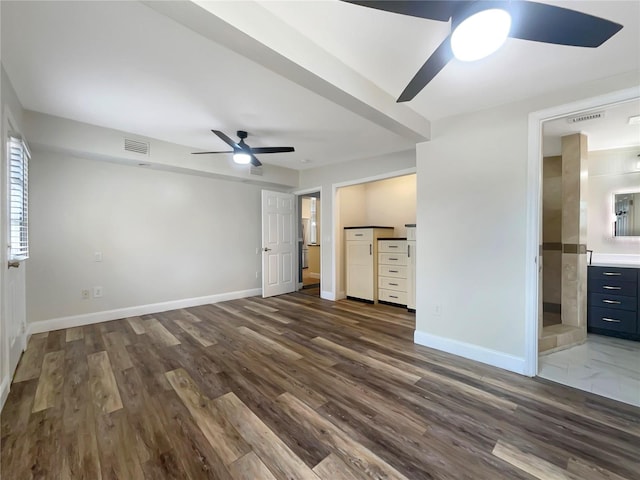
[
  {"x1": 233, "y1": 152, "x2": 251, "y2": 164},
  {"x1": 451, "y1": 8, "x2": 512, "y2": 62}
]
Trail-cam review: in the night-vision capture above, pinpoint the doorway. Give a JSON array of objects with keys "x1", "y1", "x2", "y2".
[
  {"x1": 298, "y1": 191, "x2": 321, "y2": 297},
  {"x1": 531, "y1": 94, "x2": 640, "y2": 406}
]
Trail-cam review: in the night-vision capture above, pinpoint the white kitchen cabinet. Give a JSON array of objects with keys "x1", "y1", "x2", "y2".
[
  {"x1": 406, "y1": 225, "x2": 416, "y2": 311},
  {"x1": 378, "y1": 239, "x2": 408, "y2": 306},
  {"x1": 345, "y1": 227, "x2": 393, "y2": 302}
]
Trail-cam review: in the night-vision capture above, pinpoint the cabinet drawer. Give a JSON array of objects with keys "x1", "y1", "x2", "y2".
[
  {"x1": 589, "y1": 280, "x2": 637, "y2": 297},
  {"x1": 379, "y1": 253, "x2": 407, "y2": 266},
  {"x1": 378, "y1": 276, "x2": 407, "y2": 292},
  {"x1": 588, "y1": 307, "x2": 637, "y2": 333},
  {"x1": 590, "y1": 293, "x2": 637, "y2": 311},
  {"x1": 378, "y1": 240, "x2": 406, "y2": 253},
  {"x1": 379, "y1": 265, "x2": 407, "y2": 278},
  {"x1": 346, "y1": 229, "x2": 372, "y2": 241},
  {"x1": 379, "y1": 289, "x2": 407, "y2": 305},
  {"x1": 588, "y1": 266, "x2": 637, "y2": 283}
]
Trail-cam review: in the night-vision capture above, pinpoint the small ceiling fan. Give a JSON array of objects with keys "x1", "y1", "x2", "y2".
[
  {"x1": 341, "y1": 1, "x2": 623, "y2": 102},
  {"x1": 192, "y1": 130, "x2": 295, "y2": 167}
]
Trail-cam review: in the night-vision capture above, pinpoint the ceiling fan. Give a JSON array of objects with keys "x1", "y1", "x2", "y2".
[
  {"x1": 192, "y1": 130, "x2": 295, "y2": 167},
  {"x1": 341, "y1": 1, "x2": 623, "y2": 102}
]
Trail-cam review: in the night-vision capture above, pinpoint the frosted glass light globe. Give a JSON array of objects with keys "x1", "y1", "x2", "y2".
[
  {"x1": 451, "y1": 9, "x2": 512, "y2": 62},
  {"x1": 233, "y1": 152, "x2": 251, "y2": 164}
]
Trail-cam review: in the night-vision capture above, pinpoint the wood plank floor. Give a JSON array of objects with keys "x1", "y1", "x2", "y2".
[{"x1": 2, "y1": 293, "x2": 639, "y2": 479}]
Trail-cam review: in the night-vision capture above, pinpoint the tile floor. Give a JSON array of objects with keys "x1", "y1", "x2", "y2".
[{"x1": 538, "y1": 334, "x2": 640, "y2": 407}]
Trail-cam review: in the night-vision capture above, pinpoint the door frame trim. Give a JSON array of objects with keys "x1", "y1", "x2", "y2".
[
  {"x1": 292, "y1": 186, "x2": 322, "y2": 294},
  {"x1": 524, "y1": 86, "x2": 640, "y2": 377}
]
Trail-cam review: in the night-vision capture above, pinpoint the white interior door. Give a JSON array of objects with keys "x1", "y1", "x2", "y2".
[
  {"x1": 262, "y1": 190, "x2": 295, "y2": 297},
  {"x1": 3, "y1": 118, "x2": 28, "y2": 378}
]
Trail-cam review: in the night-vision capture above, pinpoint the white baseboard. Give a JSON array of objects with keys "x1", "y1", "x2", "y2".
[
  {"x1": 309, "y1": 272, "x2": 320, "y2": 279},
  {"x1": 321, "y1": 290, "x2": 335, "y2": 301},
  {"x1": 27, "y1": 288, "x2": 262, "y2": 335},
  {"x1": 337, "y1": 290, "x2": 346, "y2": 300},
  {"x1": 591, "y1": 253, "x2": 640, "y2": 266},
  {"x1": 414, "y1": 330, "x2": 526, "y2": 375},
  {"x1": 1, "y1": 375, "x2": 9, "y2": 412}
]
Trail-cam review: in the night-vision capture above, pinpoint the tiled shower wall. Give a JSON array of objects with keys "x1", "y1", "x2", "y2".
[{"x1": 543, "y1": 156, "x2": 563, "y2": 319}]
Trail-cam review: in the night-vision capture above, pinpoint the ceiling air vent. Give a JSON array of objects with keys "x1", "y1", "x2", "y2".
[
  {"x1": 124, "y1": 138, "x2": 149, "y2": 155},
  {"x1": 250, "y1": 165, "x2": 263, "y2": 176},
  {"x1": 567, "y1": 111, "x2": 604, "y2": 124}
]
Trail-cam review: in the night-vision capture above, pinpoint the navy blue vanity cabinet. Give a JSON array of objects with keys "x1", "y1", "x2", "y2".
[{"x1": 587, "y1": 265, "x2": 639, "y2": 340}]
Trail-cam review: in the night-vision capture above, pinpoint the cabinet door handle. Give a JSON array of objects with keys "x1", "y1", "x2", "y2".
[
  {"x1": 389, "y1": 283, "x2": 398, "y2": 286},
  {"x1": 602, "y1": 286, "x2": 621, "y2": 290},
  {"x1": 389, "y1": 258, "x2": 398, "y2": 261},
  {"x1": 408, "y1": 245, "x2": 411, "y2": 258},
  {"x1": 603, "y1": 272, "x2": 622, "y2": 276},
  {"x1": 369, "y1": 244, "x2": 372, "y2": 255},
  {"x1": 602, "y1": 300, "x2": 621, "y2": 304},
  {"x1": 388, "y1": 245, "x2": 398, "y2": 248},
  {"x1": 602, "y1": 317, "x2": 621, "y2": 323},
  {"x1": 390, "y1": 295, "x2": 398, "y2": 299},
  {"x1": 355, "y1": 233, "x2": 364, "y2": 237},
  {"x1": 389, "y1": 270, "x2": 398, "y2": 273}
]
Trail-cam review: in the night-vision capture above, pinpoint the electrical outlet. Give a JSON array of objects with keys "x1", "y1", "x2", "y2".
[
  {"x1": 433, "y1": 304, "x2": 442, "y2": 316},
  {"x1": 81, "y1": 289, "x2": 90, "y2": 300},
  {"x1": 93, "y1": 286, "x2": 103, "y2": 298},
  {"x1": 256, "y1": 271, "x2": 261, "y2": 279},
  {"x1": 94, "y1": 251, "x2": 103, "y2": 262}
]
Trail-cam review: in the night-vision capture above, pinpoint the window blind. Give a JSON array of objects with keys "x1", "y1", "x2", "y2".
[{"x1": 9, "y1": 135, "x2": 29, "y2": 260}]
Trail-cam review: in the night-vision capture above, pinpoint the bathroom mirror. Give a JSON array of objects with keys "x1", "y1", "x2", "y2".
[{"x1": 614, "y1": 192, "x2": 640, "y2": 236}]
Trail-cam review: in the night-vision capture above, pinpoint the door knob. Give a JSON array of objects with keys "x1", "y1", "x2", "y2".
[
  {"x1": 262, "y1": 247, "x2": 272, "y2": 252},
  {"x1": 8, "y1": 260, "x2": 20, "y2": 269}
]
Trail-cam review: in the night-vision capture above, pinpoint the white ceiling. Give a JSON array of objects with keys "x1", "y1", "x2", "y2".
[
  {"x1": 2, "y1": 1, "x2": 640, "y2": 170},
  {"x1": 543, "y1": 99, "x2": 640, "y2": 156}
]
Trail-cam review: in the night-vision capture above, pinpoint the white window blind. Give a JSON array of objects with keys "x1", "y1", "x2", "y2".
[{"x1": 9, "y1": 135, "x2": 29, "y2": 260}]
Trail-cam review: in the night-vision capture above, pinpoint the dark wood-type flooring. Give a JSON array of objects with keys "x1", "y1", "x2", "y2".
[{"x1": 2, "y1": 293, "x2": 639, "y2": 479}]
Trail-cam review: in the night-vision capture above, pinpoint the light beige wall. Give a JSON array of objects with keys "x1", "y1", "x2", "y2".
[
  {"x1": 27, "y1": 151, "x2": 264, "y2": 323},
  {"x1": 588, "y1": 147, "x2": 640, "y2": 257},
  {"x1": 364, "y1": 174, "x2": 416, "y2": 237}
]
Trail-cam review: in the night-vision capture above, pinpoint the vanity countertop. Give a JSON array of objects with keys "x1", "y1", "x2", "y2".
[
  {"x1": 344, "y1": 226, "x2": 394, "y2": 230},
  {"x1": 589, "y1": 263, "x2": 640, "y2": 269},
  {"x1": 405, "y1": 223, "x2": 416, "y2": 227}
]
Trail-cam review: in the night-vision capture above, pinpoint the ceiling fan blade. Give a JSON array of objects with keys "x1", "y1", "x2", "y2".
[
  {"x1": 250, "y1": 155, "x2": 262, "y2": 167},
  {"x1": 340, "y1": 1, "x2": 464, "y2": 22},
  {"x1": 249, "y1": 146, "x2": 295, "y2": 154},
  {"x1": 397, "y1": 34, "x2": 453, "y2": 102},
  {"x1": 211, "y1": 130, "x2": 240, "y2": 149},
  {"x1": 509, "y1": 1, "x2": 623, "y2": 47},
  {"x1": 191, "y1": 150, "x2": 233, "y2": 155}
]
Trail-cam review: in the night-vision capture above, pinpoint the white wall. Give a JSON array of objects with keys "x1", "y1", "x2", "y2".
[
  {"x1": 588, "y1": 147, "x2": 640, "y2": 259},
  {"x1": 27, "y1": 151, "x2": 264, "y2": 325},
  {"x1": 415, "y1": 72, "x2": 639, "y2": 373},
  {"x1": 298, "y1": 149, "x2": 415, "y2": 298}
]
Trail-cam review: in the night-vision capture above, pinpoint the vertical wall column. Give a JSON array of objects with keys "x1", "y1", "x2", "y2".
[
  {"x1": 542, "y1": 156, "x2": 563, "y2": 331},
  {"x1": 561, "y1": 133, "x2": 588, "y2": 332}
]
